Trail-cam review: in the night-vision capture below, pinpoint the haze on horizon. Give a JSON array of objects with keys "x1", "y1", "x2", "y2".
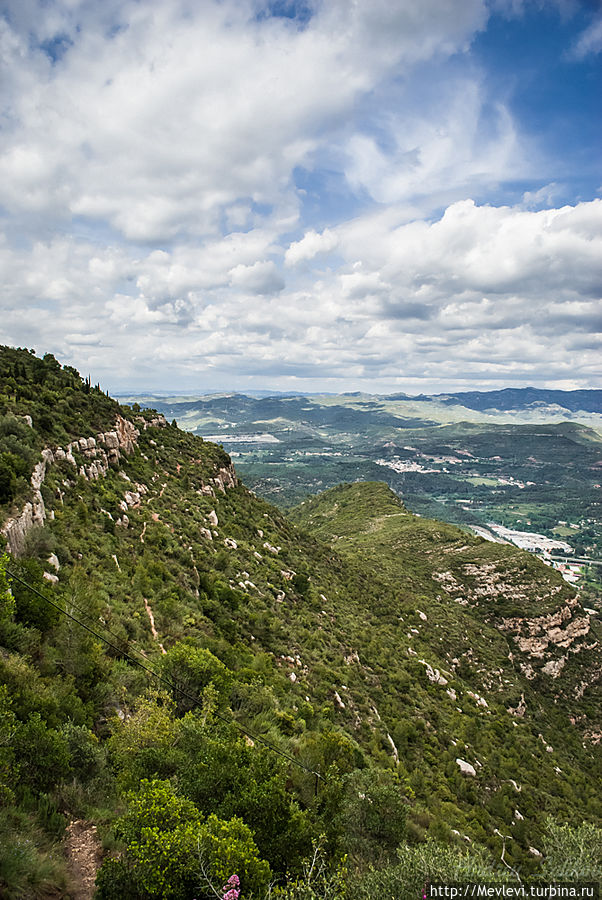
[{"x1": 1, "y1": 0, "x2": 601, "y2": 396}]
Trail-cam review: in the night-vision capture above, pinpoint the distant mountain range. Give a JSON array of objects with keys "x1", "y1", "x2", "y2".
[
  {"x1": 122, "y1": 387, "x2": 602, "y2": 414},
  {"x1": 407, "y1": 388, "x2": 602, "y2": 414}
]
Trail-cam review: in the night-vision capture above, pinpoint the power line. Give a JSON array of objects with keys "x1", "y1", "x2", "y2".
[{"x1": 7, "y1": 568, "x2": 323, "y2": 786}]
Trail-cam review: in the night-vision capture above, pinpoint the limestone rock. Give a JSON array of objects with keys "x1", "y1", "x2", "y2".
[
  {"x1": 507, "y1": 693, "x2": 527, "y2": 717},
  {"x1": 422, "y1": 661, "x2": 448, "y2": 686},
  {"x1": 501, "y1": 603, "x2": 591, "y2": 659},
  {"x1": 542, "y1": 656, "x2": 567, "y2": 678},
  {"x1": 456, "y1": 758, "x2": 476, "y2": 777},
  {"x1": 115, "y1": 415, "x2": 139, "y2": 454}
]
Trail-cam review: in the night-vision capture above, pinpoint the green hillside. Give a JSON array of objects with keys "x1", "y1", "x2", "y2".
[
  {"x1": 0, "y1": 348, "x2": 600, "y2": 898},
  {"x1": 131, "y1": 392, "x2": 602, "y2": 586}
]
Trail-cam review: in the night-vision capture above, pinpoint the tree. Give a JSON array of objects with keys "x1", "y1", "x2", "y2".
[
  {"x1": 160, "y1": 644, "x2": 232, "y2": 714},
  {"x1": 107, "y1": 691, "x2": 179, "y2": 788},
  {"x1": 335, "y1": 768, "x2": 408, "y2": 864}
]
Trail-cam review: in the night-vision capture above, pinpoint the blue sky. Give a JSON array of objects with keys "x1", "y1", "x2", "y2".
[{"x1": 0, "y1": 0, "x2": 600, "y2": 394}]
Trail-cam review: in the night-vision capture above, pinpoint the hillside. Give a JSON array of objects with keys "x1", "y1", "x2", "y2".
[
  {"x1": 0, "y1": 347, "x2": 600, "y2": 898},
  {"x1": 127, "y1": 391, "x2": 602, "y2": 589}
]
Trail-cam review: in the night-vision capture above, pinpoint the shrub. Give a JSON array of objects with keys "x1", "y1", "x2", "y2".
[
  {"x1": 160, "y1": 644, "x2": 232, "y2": 714},
  {"x1": 12, "y1": 713, "x2": 71, "y2": 794},
  {"x1": 95, "y1": 780, "x2": 271, "y2": 900},
  {"x1": 335, "y1": 768, "x2": 408, "y2": 864},
  {"x1": 541, "y1": 820, "x2": 602, "y2": 881}
]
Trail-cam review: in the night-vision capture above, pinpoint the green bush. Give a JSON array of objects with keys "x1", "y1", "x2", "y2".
[
  {"x1": 160, "y1": 643, "x2": 232, "y2": 714},
  {"x1": 347, "y1": 839, "x2": 502, "y2": 900},
  {"x1": 96, "y1": 779, "x2": 271, "y2": 900},
  {"x1": 541, "y1": 820, "x2": 602, "y2": 881},
  {"x1": 335, "y1": 768, "x2": 408, "y2": 864},
  {"x1": 12, "y1": 713, "x2": 71, "y2": 794},
  {"x1": 108, "y1": 691, "x2": 180, "y2": 788},
  {"x1": 0, "y1": 807, "x2": 69, "y2": 899}
]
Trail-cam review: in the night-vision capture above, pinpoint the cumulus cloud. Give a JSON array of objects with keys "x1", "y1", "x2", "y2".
[
  {"x1": 0, "y1": 0, "x2": 490, "y2": 242},
  {"x1": 0, "y1": 0, "x2": 599, "y2": 391},
  {"x1": 1, "y1": 197, "x2": 599, "y2": 390},
  {"x1": 229, "y1": 260, "x2": 285, "y2": 294},
  {"x1": 285, "y1": 228, "x2": 338, "y2": 265}
]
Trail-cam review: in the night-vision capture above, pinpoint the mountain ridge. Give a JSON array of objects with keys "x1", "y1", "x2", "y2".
[{"x1": 0, "y1": 346, "x2": 600, "y2": 898}]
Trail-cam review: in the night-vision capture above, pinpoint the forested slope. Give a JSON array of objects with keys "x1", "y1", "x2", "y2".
[{"x1": 0, "y1": 347, "x2": 600, "y2": 898}]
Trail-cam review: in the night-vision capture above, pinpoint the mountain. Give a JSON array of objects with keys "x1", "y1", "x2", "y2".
[
  {"x1": 412, "y1": 388, "x2": 602, "y2": 415},
  {"x1": 0, "y1": 347, "x2": 600, "y2": 898}
]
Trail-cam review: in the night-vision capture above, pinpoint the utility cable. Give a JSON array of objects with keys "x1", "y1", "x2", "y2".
[{"x1": 6, "y1": 569, "x2": 323, "y2": 785}]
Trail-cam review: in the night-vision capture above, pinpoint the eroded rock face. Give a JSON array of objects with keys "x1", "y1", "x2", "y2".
[
  {"x1": 2, "y1": 414, "x2": 240, "y2": 559},
  {"x1": 500, "y1": 602, "x2": 591, "y2": 659},
  {"x1": 193, "y1": 463, "x2": 237, "y2": 498},
  {"x1": 2, "y1": 502, "x2": 38, "y2": 556},
  {"x1": 434, "y1": 557, "x2": 565, "y2": 610},
  {"x1": 2, "y1": 416, "x2": 140, "y2": 557},
  {"x1": 134, "y1": 414, "x2": 167, "y2": 430},
  {"x1": 2, "y1": 448, "x2": 54, "y2": 555},
  {"x1": 212, "y1": 465, "x2": 238, "y2": 493},
  {"x1": 542, "y1": 656, "x2": 567, "y2": 678},
  {"x1": 115, "y1": 415, "x2": 139, "y2": 455}
]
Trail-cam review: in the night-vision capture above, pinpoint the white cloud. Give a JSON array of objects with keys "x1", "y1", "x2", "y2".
[
  {"x1": 229, "y1": 260, "x2": 285, "y2": 295},
  {"x1": 285, "y1": 228, "x2": 338, "y2": 265},
  {"x1": 0, "y1": 1, "x2": 599, "y2": 391},
  {"x1": 569, "y1": 15, "x2": 602, "y2": 59},
  {"x1": 343, "y1": 79, "x2": 525, "y2": 208},
  {"x1": 0, "y1": 0, "x2": 490, "y2": 242},
  {"x1": 1, "y1": 197, "x2": 599, "y2": 390}
]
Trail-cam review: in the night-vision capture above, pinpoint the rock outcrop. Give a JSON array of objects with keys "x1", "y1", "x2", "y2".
[
  {"x1": 2, "y1": 416, "x2": 140, "y2": 556},
  {"x1": 196, "y1": 464, "x2": 238, "y2": 498},
  {"x1": 500, "y1": 601, "x2": 591, "y2": 660},
  {"x1": 2, "y1": 448, "x2": 54, "y2": 556}
]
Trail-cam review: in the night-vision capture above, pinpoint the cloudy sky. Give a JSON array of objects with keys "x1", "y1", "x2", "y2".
[{"x1": 1, "y1": 0, "x2": 601, "y2": 394}]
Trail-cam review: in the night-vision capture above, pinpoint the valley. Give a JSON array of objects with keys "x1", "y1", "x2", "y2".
[{"x1": 130, "y1": 392, "x2": 602, "y2": 595}]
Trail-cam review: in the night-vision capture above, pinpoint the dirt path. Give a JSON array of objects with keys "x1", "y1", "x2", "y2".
[{"x1": 64, "y1": 820, "x2": 103, "y2": 900}]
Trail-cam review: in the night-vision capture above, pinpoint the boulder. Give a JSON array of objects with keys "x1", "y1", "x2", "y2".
[{"x1": 456, "y1": 758, "x2": 476, "y2": 777}]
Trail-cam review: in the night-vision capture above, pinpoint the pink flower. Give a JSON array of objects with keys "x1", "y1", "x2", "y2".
[{"x1": 222, "y1": 874, "x2": 240, "y2": 900}]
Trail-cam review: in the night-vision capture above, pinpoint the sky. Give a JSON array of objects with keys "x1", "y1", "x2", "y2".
[{"x1": 0, "y1": 0, "x2": 601, "y2": 395}]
